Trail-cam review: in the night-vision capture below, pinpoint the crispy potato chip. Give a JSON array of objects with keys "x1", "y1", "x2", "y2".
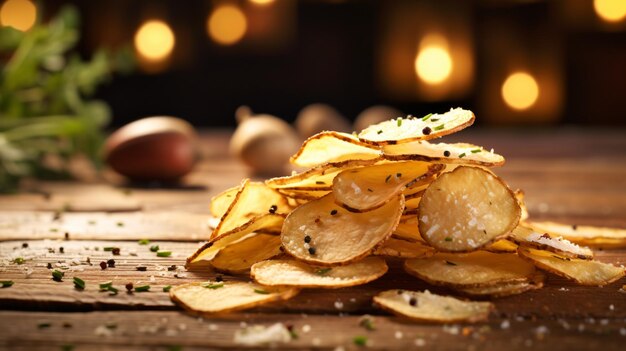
[
  {"x1": 290, "y1": 131, "x2": 381, "y2": 167},
  {"x1": 281, "y1": 193, "x2": 404, "y2": 266},
  {"x1": 266, "y1": 159, "x2": 381, "y2": 190},
  {"x1": 251, "y1": 256, "x2": 387, "y2": 288},
  {"x1": 457, "y1": 272, "x2": 545, "y2": 298},
  {"x1": 510, "y1": 225, "x2": 594, "y2": 260},
  {"x1": 517, "y1": 247, "x2": 625, "y2": 286},
  {"x1": 276, "y1": 188, "x2": 330, "y2": 201},
  {"x1": 188, "y1": 213, "x2": 285, "y2": 265},
  {"x1": 393, "y1": 217, "x2": 424, "y2": 242},
  {"x1": 333, "y1": 161, "x2": 442, "y2": 211},
  {"x1": 373, "y1": 289, "x2": 493, "y2": 323},
  {"x1": 514, "y1": 190, "x2": 529, "y2": 221},
  {"x1": 358, "y1": 108, "x2": 475, "y2": 145},
  {"x1": 419, "y1": 166, "x2": 521, "y2": 252},
  {"x1": 404, "y1": 251, "x2": 536, "y2": 288},
  {"x1": 373, "y1": 236, "x2": 435, "y2": 258},
  {"x1": 484, "y1": 239, "x2": 518, "y2": 253},
  {"x1": 210, "y1": 186, "x2": 238, "y2": 218},
  {"x1": 525, "y1": 221, "x2": 626, "y2": 248},
  {"x1": 404, "y1": 194, "x2": 423, "y2": 211},
  {"x1": 170, "y1": 281, "x2": 299, "y2": 315},
  {"x1": 383, "y1": 141, "x2": 505, "y2": 167},
  {"x1": 210, "y1": 233, "x2": 283, "y2": 273},
  {"x1": 213, "y1": 179, "x2": 291, "y2": 239}
]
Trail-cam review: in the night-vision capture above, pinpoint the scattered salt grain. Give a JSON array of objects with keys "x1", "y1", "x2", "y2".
[
  {"x1": 414, "y1": 338, "x2": 426, "y2": 347},
  {"x1": 500, "y1": 320, "x2": 510, "y2": 329},
  {"x1": 395, "y1": 331, "x2": 403, "y2": 339},
  {"x1": 302, "y1": 324, "x2": 311, "y2": 333},
  {"x1": 334, "y1": 300, "x2": 344, "y2": 310}
]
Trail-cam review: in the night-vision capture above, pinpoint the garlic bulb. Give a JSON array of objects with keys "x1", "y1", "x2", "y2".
[{"x1": 295, "y1": 103, "x2": 351, "y2": 138}]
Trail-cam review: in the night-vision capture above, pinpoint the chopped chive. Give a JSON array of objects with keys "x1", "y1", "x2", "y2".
[
  {"x1": 163, "y1": 285, "x2": 172, "y2": 292},
  {"x1": 288, "y1": 327, "x2": 299, "y2": 340},
  {"x1": 116, "y1": 222, "x2": 124, "y2": 227},
  {"x1": 50, "y1": 228, "x2": 58, "y2": 232},
  {"x1": 254, "y1": 288, "x2": 270, "y2": 294},
  {"x1": 138, "y1": 239, "x2": 150, "y2": 245},
  {"x1": 1, "y1": 281, "x2": 14, "y2": 288},
  {"x1": 377, "y1": 130, "x2": 383, "y2": 134},
  {"x1": 107, "y1": 287, "x2": 119, "y2": 295},
  {"x1": 353, "y1": 335, "x2": 368, "y2": 346},
  {"x1": 315, "y1": 267, "x2": 332, "y2": 275},
  {"x1": 87, "y1": 220, "x2": 96, "y2": 225},
  {"x1": 430, "y1": 117, "x2": 440, "y2": 122},
  {"x1": 421, "y1": 113, "x2": 432, "y2": 121},
  {"x1": 471, "y1": 148, "x2": 482, "y2": 153},
  {"x1": 359, "y1": 317, "x2": 375, "y2": 331},
  {"x1": 103, "y1": 247, "x2": 117, "y2": 252},
  {"x1": 434, "y1": 124, "x2": 445, "y2": 131},
  {"x1": 458, "y1": 152, "x2": 466, "y2": 158},
  {"x1": 73, "y1": 277, "x2": 85, "y2": 290},
  {"x1": 445, "y1": 260, "x2": 457, "y2": 266},
  {"x1": 157, "y1": 251, "x2": 172, "y2": 257},
  {"x1": 444, "y1": 237, "x2": 452, "y2": 242},
  {"x1": 13, "y1": 257, "x2": 24, "y2": 264},
  {"x1": 149, "y1": 245, "x2": 160, "y2": 252},
  {"x1": 99, "y1": 281, "x2": 113, "y2": 290},
  {"x1": 61, "y1": 345, "x2": 75, "y2": 351},
  {"x1": 37, "y1": 322, "x2": 52, "y2": 329},
  {"x1": 315, "y1": 181, "x2": 325, "y2": 185},
  {"x1": 397, "y1": 118, "x2": 402, "y2": 127},
  {"x1": 134, "y1": 285, "x2": 151, "y2": 292},
  {"x1": 202, "y1": 282, "x2": 224, "y2": 289},
  {"x1": 52, "y1": 270, "x2": 64, "y2": 282}
]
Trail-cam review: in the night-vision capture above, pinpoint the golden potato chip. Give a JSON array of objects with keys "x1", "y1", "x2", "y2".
[
  {"x1": 404, "y1": 194, "x2": 423, "y2": 211},
  {"x1": 281, "y1": 193, "x2": 404, "y2": 266},
  {"x1": 188, "y1": 213, "x2": 285, "y2": 265},
  {"x1": 276, "y1": 188, "x2": 330, "y2": 201},
  {"x1": 170, "y1": 281, "x2": 299, "y2": 315},
  {"x1": 517, "y1": 247, "x2": 625, "y2": 286},
  {"x1": 213, "y1": 179, "x2": 291, "y2": 239},
  {"x1": 457, "y1": 272, "x2": 545, "y2": 298},
  {"x1": 419, "y1": 166, "x2": 520, "y2": 252},
  {"x1": 290, "y1": 131, "x2": 381, "y2": 167},
  {"x1": 251, "y1": 256, "x2": 387, "y2": 288},
  {"x1": 404, "y1": 251, "x2": 536, "y2": 288},
  {"x1": 394, "y1": 217, "x2": 424, "y2": 242},
  {"x1": 210, "y1": 186, "x2": 238, "y2": 218},
  {"x1": 525, "y1": 221, "x2": 626, "y2": 248},
  {"x1": 209, "y1": 232, "x2": 283, "y2": 273},
  {"x1": 510, "y1": 225, "x2": 594, "y2": 260},
  {"x1": 383, "y1": 141, "x2": 505, "y2": 167},
  {"x1": 373, "y1": 236, "x2": 435, "y2": 258},
  {"x1": 484, "y1": 239, "x2": 518, "y2": 253},
  {"x1": 373, "y1": 289, "x2": 493, "y2": 323},
  {"x1": 358, "y1": 108, "x2": 475, "y2": 145},
  {"x1": 333, "y1": 161, "x2": 442, "y2": 211},
  {"x1": 514, "y1": 190, "x2": 529, "y2": 221}
]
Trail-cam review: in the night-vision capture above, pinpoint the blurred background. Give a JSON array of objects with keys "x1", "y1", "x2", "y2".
[{"x1": 3, "y1": 0, "x2": 626, "y2": 128}]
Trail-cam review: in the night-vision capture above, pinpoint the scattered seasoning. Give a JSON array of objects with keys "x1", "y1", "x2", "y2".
[
  {"x1": 116, "y1": 222, "x2": 124, "y2": 227},
  {"x1": 163, "y1": 285, "x2": 172, "y2": 292},
  {"x1": 136, "y1": 265, "x2": 147, "y2": 272},
  {"x1": 134, "y1": 285, "x2": 151, "y2": 292},
  {"x1": 431, "y1": 118, "x2": 440, "y2": 122},
  {"x1": 315, "y1": 268, "x2": 332, "y2": 275},
  {"x1": 367, "y1": 188, "x2": 373, "y2": 192},
  {"x1": 377, "y1": 130, "x2": 383, "y2": 134},
  {"x1": 167, "y1": 265, "x2": 177, "y2": 271},
  {"x1": 444, "y1": 237, "x2": 452, "y2": 242},
  {"x1": 202, "y1": 282, "x2": 224, "y2": 289},
  {"x1": 99, "y1": 261, "x2": 107, "y2": 270},
  {"x1": 103, "y1": 247, "x2": 117, "y2": 252},
  {"x1": 215, "y1": 275, "x2": 223, "y2": 282},
  {"x1": 64, "y1": 232, "x2": 69, "y2": 240},
  {"x1": 62, "y1": 322, "x2": 73, "y2": 328},
  {"x1": 304, "y1": 235, "x2": 312, "y2": 243},
  {"x1": 458, "y1": 152, "x2": 466, "y2": 158},
  {"x1": 385, "y1": 174, "x2": 392, "y2": 183},
  {"x1": 286, "y1": 324, "x2": 299, "y2": 339},
  {"x1": 409, "y1": 297, "x2": 418, "y2": 306},
  {"x1": 315, "y1": 181, "x2": 325, "y2": 185},
  {"x1": 572, "y1": 224, "x2": 578, "y2": 231},
  {"x1": 47, "y1": 263, "x2": 53, "y2": 269},
  {"x1": 112, "y1": 247, "x2": 120, "y2": 255},
  {"x1": 99, "y1": 281, "x2": 113, "y2": 290},
  {"x1": 59, "y1": 247, "x2": 64, "y2": 254},
  {"x1": 396, "y1": 290, "x2": 403, "y2": 295},
  {"x1": 422, "y1": 126, "x2": 432, "y2": 135},
  {"x1": 88, "y1": 220, "x2": 96, "y2": 225},
  {"x1": 421, "y1": 113, "x2": 432, "y2": 121},
  {"x1": 37, "y1": 322, "x2": 52, "y2": 329},
  {"x1": 254, "y1": 288, "x2": 270, "y2": 295},
  {"x1": 22, "y1": 243, "x2": 28, "y2": 248},
  {"x1": 330, "y1": 209, "x2": 338, "y2": 216},
  {"x1": 446, "y1": 260, "x2": 458, "y2": 266},
  {"x1": 138, "y1": 239, "x2": 150, "y2": 245},
  {"x1": 13, "y1": 257, "x2": 24, "y2": 265},
  {"x1": 73, "y1": 277, "x2": 85, "y2": 290},
  {"x1": 61, "y1": 344, "x2": 75, "y2": 351},
  {"x1": 353, "y1": 335, "x2": 368, "y2": 346},
  {"x1": 150, "y1": 245, "x2": 160, "y2": 252},
  {"x1": 397, "y1": 118, "x2": 403, "y2": 127},
  {"x1": 125, "y1": 282, "x2": 134, "y2": 292},
  {"x1": 471, "y1": 148, "x2": 482, "y2": 153},
  {"x1": 434, "y1": 124, "x2": 445, "y2": 131},
  {"x1": 107, "y1": 259, "x2": 116, "y2": 268},
  {"x1": 268, "y1": 205, "x2": 278, "y2": 214},
  {"x1": 52, "y1": 270, "x2": 64, "y2": 282},
  {"x1": 105, "y1": 322, "x2": 118, "y2": 330},
  {"x1": 359, "y1": 316, "x2": 376, "y2": 331},
  {"x1": 1, "y1": 281, "x2": 14, "y2": 288},
  {"x1": 443, "y1": 150, "x2": 451, "y2": 157},
  {"x1": 308, "y1": 247, "x2": 316, "y2": 255},
  {"x1": 157, "y1": 251, "x2": 172, "y2": 257},
  {"x1": 50, "y1": 228, "x2": 58, "y2": 232}
]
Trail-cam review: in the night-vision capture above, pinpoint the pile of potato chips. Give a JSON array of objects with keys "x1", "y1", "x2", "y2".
[{"x1": 172, "y1": 108, "x2": 626, "y2": 323}]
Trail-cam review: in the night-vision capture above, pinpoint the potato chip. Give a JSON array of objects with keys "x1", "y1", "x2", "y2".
[
  {"x1": 394, "y1": 217, "x2": 424, "y2": 242},
  {"x1": 170, "y1": 281, "x2": 299, "y2": 315},
  {"x1": 373, "y1": 236, "x2": 435, "y2": 258},
  {"x1": 213, "y1": 179, "x2": 291, "y2": 239},
  {"x1": 514, "y1": 190, "x2": 529, "y2": 221},
  {"x1": 373, "y1": 289, "x2": 493, "y2": 323},
  {"x1": 509, "y1": 225, "x2": 594, "y2": 260},
  {"x1": 358, "y1": 108, "x2": 475, "y2": 145},
  {"x1": 419, "y1": 166, "x2": 520, "y2": 252},
  {"x1": 210, "y1": 186, "x2": 238, "y2": 218},
  {"x1": 251, "y1": 256, "x2": 387, "y2": 288},
  {"x1": 383, "y1": 141, "x2": 505, "y2": 167},
  {"x1": 404, "y1": 251, "x2": 536, "y2": 288},
  {"x1": 484, "y1": 239, "x2": 518, "y2": 253},
  {"x1": 281, "y1": 193, "x2": 404, "y2": 266},
  {"x1": 188, "y1": 213, "x2": 285, "y2": 265},
  {"x1": 209, "y1": 233, "x2": 283, "y2": 273},
  {"x1": 290, "y1": 131, "x2": 381, "y2": 167},
  {"x1": 276, "y1": 188, "x2": 330, "y2": 201},
  {"x1": 517, "y1": 247, "x2": 625, "y2": 286},
  {"x1": 333, "y1": 161, "x2": 442, "y2": 211},
  {"x1": 525, "y1": 221, "x2": 626, "y2": 248},
  {"x1": 457, "y1": 272, "x2": 545, "y2": 298}
]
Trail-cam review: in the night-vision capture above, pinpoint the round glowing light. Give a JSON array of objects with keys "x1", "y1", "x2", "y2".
[
  {"x1": 134, "y1": 20, "x2": 175, "y2": 62},
  {"x1": 594, "y1": 0, "x2": 626, "y2": 23},
  {"x1": 0, "y1": 0, "x2": 37, "y2": 32},
  {"x1": 415, "y1": 45, "x2": 453, "y2": 85},
  {"x1": 501, "y1": 72, "x2": 540, "y2": 111},
  {"x1": 207, "y1": 5, "x2": 247, "y2": 46},
  {"x1": 250, "y1": 0, "x2": 275, "y2": 5}
]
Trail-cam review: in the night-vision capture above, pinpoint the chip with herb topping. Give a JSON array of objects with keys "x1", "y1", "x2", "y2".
[
  {"x1": 509, "y1": 225, "x2": 594, "y2": 260},
  {"x1": 524, "y1": 221, "x2": 626, "y2": 249},
  {"x1": 290, "y1": 131, "x2": 381, "y2": 167},
  {"x1": 383, "y1": 141, "x2": 505, "y2": 167}
]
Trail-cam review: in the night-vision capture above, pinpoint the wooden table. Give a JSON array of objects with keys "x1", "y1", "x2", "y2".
[{"x1": 1, "y1": 129, "x2": 625, "y2": 350}]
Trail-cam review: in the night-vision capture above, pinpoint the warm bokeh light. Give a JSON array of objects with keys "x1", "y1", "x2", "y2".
[
  {"x1": 594, "y1": 0, "x2": 626, "y2": 23},
  {"x1": 414, "y1": 35, "x2": 453, "y2": 85},
  {"x1": 0, "y1": 0, "x2": 36, "y2": 31},
  {"x1": 207, "y1": 5, "x2": 247, "y2": 45},
  {"x1": 249, "y1": 0, "x2": 275, "y2": 6},
  {"x1": 134, "y1": 20, "x2": 175, "y2": 62},
  {"x1": 501, "y1": 72, "x2": 540, "y2": 111}
]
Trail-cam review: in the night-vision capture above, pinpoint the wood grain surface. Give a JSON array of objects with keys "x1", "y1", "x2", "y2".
[{"x1": 0, "y1": 129, "x2": 625, "y2": 350}]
